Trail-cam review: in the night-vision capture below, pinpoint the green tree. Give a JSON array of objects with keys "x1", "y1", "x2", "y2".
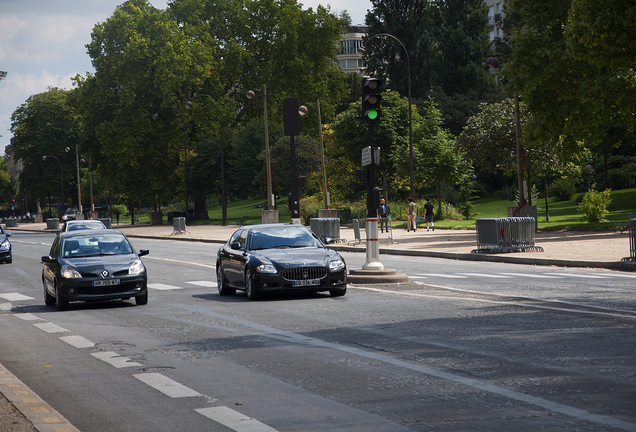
[
  {"x1": 10, "y1": 88, "x2": 82, "y2": 208},
  {"x1": 504, "y1": 0, "x2": 636, "y2": 149},
  {"x1": 0, "y1": 157, "x2": 14, "y2": 207}
]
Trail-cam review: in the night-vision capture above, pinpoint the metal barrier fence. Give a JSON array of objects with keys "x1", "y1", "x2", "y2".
[
  {"x1": 473, "y1": 217, "x2": 543, "y2": 254},
  {"x1": 173, "y1": 217, "x2": 187, "y2": 235},
  {"x1": 622, "y1": 218, "x2": 636, "y2": 262},
  {"x1": 310, "y1": 218, "x2": 342, "y2": 243}
]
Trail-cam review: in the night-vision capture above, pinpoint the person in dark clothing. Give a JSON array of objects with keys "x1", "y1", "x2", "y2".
[
  {"x1": 378, "y1": 198, "x2": 391, "y2": 233},
  {"x1": 424, "y1": 198, "x2": 435, "y2": 231}
]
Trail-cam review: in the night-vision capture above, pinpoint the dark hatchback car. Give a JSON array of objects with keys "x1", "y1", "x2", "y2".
[
  {"x1": 216, "y1": 223, "x2": 347, "y2": 300},
  {"x1": 42, "y1": 229, "x2": 149, "y2": 311},
  {"x1": 0, "y1": 225, "x2": 11, "y2": 264}
]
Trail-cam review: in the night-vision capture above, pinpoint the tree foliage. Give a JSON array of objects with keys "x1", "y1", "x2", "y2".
[{"x1": 504, "y1": 0, "x2": 636, "y2": 149}]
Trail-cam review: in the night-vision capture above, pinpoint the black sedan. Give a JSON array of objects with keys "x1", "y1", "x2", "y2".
[
  {"x1": 216, "y1": 223, "x2": 347, "y2": 300},
  {"x1": 0, "y1": 225, "x2": 11, "y2": 264},
  {"x1": 41, "y1": 229, "x2": 149, "y2": 311}
]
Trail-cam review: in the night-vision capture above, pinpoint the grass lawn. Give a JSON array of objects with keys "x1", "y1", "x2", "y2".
[{"x1": 132, "y1": 188, "x2": 635, "y2": 231}]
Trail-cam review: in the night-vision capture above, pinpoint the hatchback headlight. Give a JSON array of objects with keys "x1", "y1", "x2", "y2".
[
  {"x1": 256, "y1": 263, "x2": 277, "y2": 274},
  {"x1": 61, "y1": 265, "x2": 82, "y2": 279},
  {"x1": 329, "y1": 258, "x2": 345, "y2": 271},
  {"x1": 0, "y1": 239, "x2": 9, "y2": 250},
  {"x1": 129, "y1": 259, "x2": 145, "y2": 275}
]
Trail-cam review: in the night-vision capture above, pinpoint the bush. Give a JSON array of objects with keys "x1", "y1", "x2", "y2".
[
  {"x1": 549, "y1": 178, "x2": 576, "y2": 201},
  {"x1": 577, "y1": 187, "x2": 612, "y2": 222}
]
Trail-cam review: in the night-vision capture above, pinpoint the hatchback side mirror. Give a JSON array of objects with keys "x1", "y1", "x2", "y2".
[
  {"x1": 323, "y1": 237, "x2": 335, "y2": 245},
  {"x1": 6, "y1": 233, "x2": 11, "y2": 237},
  {"x1": 41, "y1": 255, "x2": 57, "y2": 264},
  {"x1": 138, "y1": 249, "x2": 149, "y2": 257}
]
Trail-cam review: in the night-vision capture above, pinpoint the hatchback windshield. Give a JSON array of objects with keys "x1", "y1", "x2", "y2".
[
  {"x1": 248, "y1": 227, "x2": 323, "y2": 250},
  {"x1": 61, "y1": 234, "x2": 133, "y2": 258}
]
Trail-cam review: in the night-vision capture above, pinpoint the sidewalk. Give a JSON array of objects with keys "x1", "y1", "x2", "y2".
[{"x1": 7, "y1": 221, "x2": 636, "y2": 271}]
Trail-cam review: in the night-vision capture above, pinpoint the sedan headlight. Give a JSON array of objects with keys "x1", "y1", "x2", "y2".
[
  {"x1": 329, "y1": 258, "x2": 345, "y2": 271},
  {"x1": 61, "y1": 265, "x2": 82, "y2": 279},
  {"x1": 256, "y1": 263, "x2": 277, "y2": 274},
  {"x1": 129, "y1": 259, "x2": 145, "y2": 275},
  {"x1": 0, "y1": 239, "x2": 9, "y2": 250}
]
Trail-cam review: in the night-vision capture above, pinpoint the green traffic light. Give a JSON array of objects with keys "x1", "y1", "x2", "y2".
[{"x1": 367, "y1": 109, "x2": 378, "y2": 120}]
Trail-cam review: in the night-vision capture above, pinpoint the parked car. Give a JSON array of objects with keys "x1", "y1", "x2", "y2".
[
  {"x1": 216, "y1": 223, "x2": 347, "y2": 300},
  {"x1": 60, "y1": 220, "x2": 107, "y2": 233},
  {"x1": 61, "y1": 208, "x2": 78, "y2": 221},
  {"x1": 41, "y1": 229, "x2": 149, "y2": 311},
  {"x1": 0, "y1": 225, "x2": 12, "y2": 264}
]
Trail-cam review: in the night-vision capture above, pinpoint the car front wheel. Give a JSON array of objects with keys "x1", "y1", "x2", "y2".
[
  {"x1": 55, "y1": 284, "x2": 69, "y2": 311},
  {"x1": 43, "y1": 281, "x2": 55, "y2": 306},
  {"x1": 135, "y1": 290, "x2": 148, "y2": 305},
  {"x1": 244, "y1": 268, "x2": 259, "y2": 300}
]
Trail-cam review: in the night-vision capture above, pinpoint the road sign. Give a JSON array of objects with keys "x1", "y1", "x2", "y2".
[{"x1": 361, "y1": 147, "x2": 372, "y2": 166}]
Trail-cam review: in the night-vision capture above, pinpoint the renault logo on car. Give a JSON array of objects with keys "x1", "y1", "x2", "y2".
[{"x1": 101, "y1": 270, "x2": 109, "y2": 278}]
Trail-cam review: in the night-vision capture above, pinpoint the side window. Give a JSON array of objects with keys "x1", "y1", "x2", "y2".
[
  {"x1": 229, "y1": 230, "x2": 245, "y2": 250},
  {"x1": 237, "y1": 231, "x2": 247, "y2": 250},
  {"x1": 49, "y1": 237, "x2": 60, "y2": 257}
]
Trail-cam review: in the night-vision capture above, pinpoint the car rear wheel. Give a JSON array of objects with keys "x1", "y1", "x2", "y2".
[
  {"x1": 135, "y1": 290, "x2": 148, "y2": 305},
  {"x1": 55, "y1": 284, "x2": 69, "y2": 311},
  {"x1": 43, "y1": 281, "x2": 55, "y2": 306},
  {"x1": 217, "y1": 265, "x2": 236, "y2": 296},
  {"x1": 329, "y1": 287, "x2": 346, "y2": 297},
  {"x1": 244, "y1": 268, "x2": 259, "y2": 300}
]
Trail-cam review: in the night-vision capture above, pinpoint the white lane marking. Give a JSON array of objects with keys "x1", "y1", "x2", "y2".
[
  {"x1": 144, "y1": 256, "x2": 215, "y2": 269},
  {"x1": 148, "y1": 283, "x2": 182, "y2": 290},
  {"x1": 591, "y1": 272, "x2": 636, "y2": 278},
  {"x1": 177, "y1": 303, "x2": 636, "y2": 432},
  {"x1": 133, "y1": 373, "x2": 201, "y2": 398},
  {"x1": 420, "y1": 273, "x2": 467, "y2": 279},
  {"x1": 459, "y1": 273, "x2": 513, "y2": 278},
  {"x1": 14, "y1": 313, "x2": 41, "y2": 321},
  {"x1": 500, "y1": 272, "x2": 563, "y2": 279},
  {"x1": 33, "y1": 322, "x2": 68, "y2": 333},
  {"x1": 195, "y1": 406, "x2": 278, "y2": 432},
  {"x1": 59, "y1": 335, "x2": 95, "y2": 349},
  {"x1": 0, "y1": 303, "x2": 12, "y2": 311},
  {"x1": 0, "y1": 293, "x2": 34, "y2": 301},
  {"x1": 408, "y1": 276, "x2": 427, "y2": 279},
  {"x1": 545, "y1": 273, "x2": 609, "y2": 279},
  {"x1": 186, "y1": 281, "x2": 217, "y2": 287},
  {"x1": 91, "y1": 351, "x2": 142, "y2": 368}
]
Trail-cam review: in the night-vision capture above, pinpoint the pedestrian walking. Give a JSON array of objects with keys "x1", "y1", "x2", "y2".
[
  {"x1": 424, "y1": 197, "x2": 435, "y2": 231},
  {"x1": 407, "y1": 197, "x2": 417, "y2": 232},
  {"x1": 115, "y1": 210, "x2": 120, "y2": 225},
  {"x1": 378, "y1": 198, "x2": 391, "y2": 233}
]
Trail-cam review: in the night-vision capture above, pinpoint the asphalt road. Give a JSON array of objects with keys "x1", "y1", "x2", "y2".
[{"x1": 1, "y1": 232, "x2": 636, "y2": 432}]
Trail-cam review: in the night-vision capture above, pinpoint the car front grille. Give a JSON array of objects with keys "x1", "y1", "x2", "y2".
[{"x1": 281, "y1": 266, "x2": 327, "y2": 281}]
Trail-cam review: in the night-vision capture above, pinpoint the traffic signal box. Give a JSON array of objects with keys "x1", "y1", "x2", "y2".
[{"x1": 361, "y1": 78, "x2": 383, "y2": 121}]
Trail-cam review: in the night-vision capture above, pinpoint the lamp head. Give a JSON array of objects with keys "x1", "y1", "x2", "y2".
[
  {"x1": 185, "y1": 101, "x2": 193, "y2": 109},
  {"x1": 485, "y1": 57, "x2": 499, "y2": 68},
  {"x1": 152, "y1": 113, "x2": 159, "y2": 121},
  {"x1": 42, "y1": 156, "x2": 47, "y2": 161},
  {"x1": 298, "y1": 105, "x2": 308, "y2": 116},
  {"x1": 357, "y1": 47, "x2": 366, "y2": 55},
  {"x1": 65, "y1": 147, "x2": 71, "y2": 153},
  {"x1": 246, "y1": 90, "x2": 256, "y2": 100}
]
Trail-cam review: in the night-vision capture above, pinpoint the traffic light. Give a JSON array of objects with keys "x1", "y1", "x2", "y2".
[
  {"x1": 372, "y1": 187, "x2": 383, "y2": 209},
  {"x1": 361, "y1": 77, "x2": 383, "y2": 121}
]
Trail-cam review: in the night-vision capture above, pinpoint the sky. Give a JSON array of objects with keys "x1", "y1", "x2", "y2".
[{"x1": 0, "y1": 0, "x2": 371, "y2": 156}]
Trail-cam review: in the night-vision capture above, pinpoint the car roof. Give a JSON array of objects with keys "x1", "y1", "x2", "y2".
[
  {"x1": 243, "y1": 223, "x2": 305, "y2": 232},
  {"x1": 59, "y1": 228, "x2": 125, "y2": 239}
]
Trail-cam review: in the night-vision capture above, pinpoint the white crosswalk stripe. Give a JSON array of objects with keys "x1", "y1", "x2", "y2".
[
  {"x1": 195, "y1": 406, "x2": 278, "y2": 431},
  {"x1": 148, "y1": 283, "x2": 182, "y2": 290},
  {"x1": 419, "y1": 273, "x2": 467, "y2": 279},
  {"x1": 459, "y1": 273, "x2": 513, "y2": 278},
  {"x1": 60, "y1": 335, "x2": 95, "y2": 349},
  {"x1": 0, "y1": 293, "x2": 35, "y2": 301},
  {"x1": 500, "y1": 272, "x2": 563, "y2": 279},
  {"x1": 185, "y1": 281, "x2": 217, "y2": 287},
  {"x1": 33, "y1": 322, "x2": 68, "y2": 333},
  {"x1": 134, "y1": 373, "x2": 201, "y2": 398},
  {"x1": 91, "y1": 351, "x2": 142, "y2": 368}
]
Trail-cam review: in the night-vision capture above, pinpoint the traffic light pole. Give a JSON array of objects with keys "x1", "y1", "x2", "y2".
[{"x1": 363, "y1": 122, "x2": 384, "y2": 270}]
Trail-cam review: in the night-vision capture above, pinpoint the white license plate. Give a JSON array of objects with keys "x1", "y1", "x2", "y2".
[
  {"x1": 93, "y1": 279, "x2": 120, "y2": 287},
  {"x1": 292, "y1": 279, "x2": 320, "y2": 287}
]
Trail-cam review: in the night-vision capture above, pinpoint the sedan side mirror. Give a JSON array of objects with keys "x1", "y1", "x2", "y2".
[
  {"x1": 230, "y1": 242, "x2": 242, "y2": 250},
  {"x1": 138, "y1": 249, "x2": 149, "y2": 257},
  {"x1": 323, "y1": 237, "x2": 335, "y2": 245},
  {"x1": 41, "y1": 255, "x2": 57, "y2": 264},
  {"x1": 6, "y1": 233, "x2": 11, "y2": 237}
]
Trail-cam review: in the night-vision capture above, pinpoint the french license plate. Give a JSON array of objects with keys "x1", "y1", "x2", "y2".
[
  {"x1": 93, "y1": 279, "x2": 120, "y2": 287},
  {"x1": 292, "y1": 279, "x2": 319, "y2": 287}
]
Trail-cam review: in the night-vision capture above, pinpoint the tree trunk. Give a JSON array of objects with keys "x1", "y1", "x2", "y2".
[
  {"x1": 194, "y1": 194, "x2": 209, "y2": 220},
  {"x1": 544, "y1": 177, "x2": 550, "y2": 222},
  {"x1": 436, "y1": 180, "x2": 442, "y2": 215}
]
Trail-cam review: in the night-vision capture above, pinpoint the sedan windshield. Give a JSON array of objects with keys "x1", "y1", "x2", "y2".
[
  {"x1": 249, "y1": 227, "x2": 323, "y2": 250},
  {"x1": 61, "y1": 234, "x2": 133, "y2": 258}
]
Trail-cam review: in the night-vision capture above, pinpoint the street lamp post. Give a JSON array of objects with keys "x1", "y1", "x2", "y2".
[
  {"x1": 185, "y1": 95, "x2": 227, "y2": 226},
  {"x1": 65, "y1": 145, "x2": 83, "y2": 217},
  {"x1": 42, "y1": 155, "x2": 64, "y2": 216},
  {"x1": 246, "y1": 85, "x2": 274, "y2": 210},
  {"x1": 299, "y1": 101, "x2": 329, "y2": 212},
  {"x1": 359, "y1": 33, "x2": 414, "y2": 200},
  {"x1": 485, "y1": 57, "x2": 526, "y2": 206},
  {"x1": 152, "y1": 106, "x2": 189, "y2": 222}
]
